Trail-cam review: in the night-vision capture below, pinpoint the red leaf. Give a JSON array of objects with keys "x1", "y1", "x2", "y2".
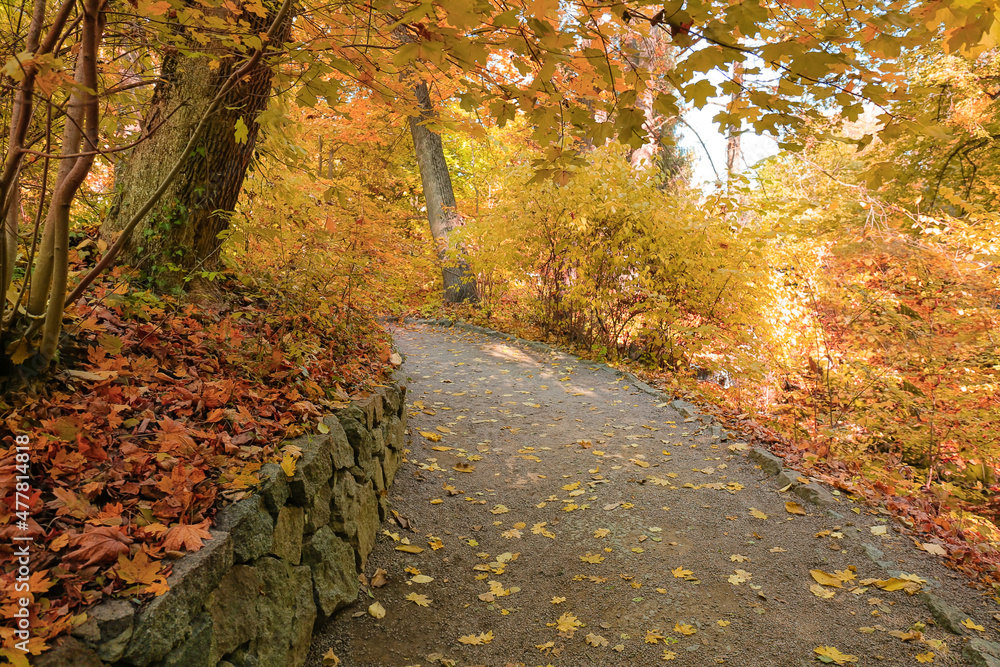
[{"x1": 64, "y1": 526, "x2": 132, "y2": 569}]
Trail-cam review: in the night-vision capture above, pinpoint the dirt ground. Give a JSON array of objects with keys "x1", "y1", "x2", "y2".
[{"x1": 306, "y1": 324, "x2": 999, "y2": 667}]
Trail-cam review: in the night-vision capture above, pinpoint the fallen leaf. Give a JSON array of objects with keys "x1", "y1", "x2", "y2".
[
  {"x1": 671, "y1": 566, "x2": 693, "y2": 578},
  {"x1": 920, "y1": 543, "x2": 946, "y2": 556},
  {"x1": 813, "y1": 645, "x2": 858, "y2": 664},
  {"x1": 405, "y1": 592, "x2": 432, "y2": 607},
  {"x1": 457, "y1": 631, "x2": 494, "y2": 645},
  {"x1": 371, "y1": 568, "x2": 388, "y2": 587},
  {"x1": 322, "y1": 649, "x2": 340, "y2": 666},
  {"x1": 810, "y1": 584, "x2": 835, "y2": 599},
  {"x1": 594, "y1": 528, "x2": 610, "y2": 538},
  {"x1": 645, "y1": 629, "x2": 666, "y2": 644},
  {"x1": 581, "y1": 553, "x2": 605, "y2": 564},
  {"x1": 418, "y1": 431, "x2": 442, "y2": 442},
  {"x1": 410, "y1": 574, "x2": 433, "y2": 584},
  {"x1": 368, "y1": 602, "x2": 386, "y2": 619},
  {"x1": 674, "y1": 622, "x2": 696, "y2": 636},
  {"x1": 662, "y1": 650, "x2": 677, "y2": 660},
  {"x1": 749, "y1": 508, "x2": 768, "y2": 520},
  {"x1": 490, "y1": 504, "x2": 510, "y2": 515},
  {"x1": 915, "y1": 652, "x2": 935, "y2": 663},
  {"x1": 962, "y1": 618, "x2": 985, "y2": 632},
  {"x1": 553, "y1": 612, "x2": 583, "y2": 637},
  {"x1": 785, "y1": 501, "x2": 806, "y2": 515},
  {"x1": 396, "y1": 544, "x2": 424, "y2": 554},
  {"x1": 585, "y1": 632, "x2": 608, "y2": 647}
]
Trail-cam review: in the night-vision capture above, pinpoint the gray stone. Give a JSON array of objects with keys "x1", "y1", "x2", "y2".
[
  {"x1": 321, "y1": 417, "x2": 355, "y2": 469},
  {"x1": 122, "y1": 530, "x2": 233, "y2": 665},
  {"x1": 288, "y1": 565, "x2": 319, "y2": 666},
  {"x1": 792, "y1": 481, "x2": 836, "y2": 506},
  {"x1": 34, "y1": 637, "x2": 105, "y2": 667},
  {"x1": 302, "y1": 526, "x2": 359, "y2": 617},
  {"x1": 207, "y1": 566, "x2": 259, "y2": 663},
  {"x1": 330, "y1": 469, "x2": 360, "y2": 543},
  {"x1": 381, "y1": 446, "x2": 402, "y2": 488},
  {"x1": 382, "y1": 385, "x2": 402, "y2": 418},
  {"x1": 258, "y1": 463, "x2": 290, "y2": 517},
  {"x1": 920, "y1": 592, "x2": 972, "y2": 635},
  {"x1": 340, "y1": 417, "x2": 375, "y2": 473},
  {"x1": 862, "y1": 543, "x2": 885, "y2": 563},
  {"x1": 349, "y1": 464, "x2": 368, "y2": 485},
  {"x1": 304, "y1": 481, "x2": 333, "y2": 534},
  {"x1": 271, "y1": 506, "x2": 304, "y2": 565},
  {"x1": 964, "y1": 638, "x2": 1000, "y2": 667},
  {"x1": 161, "y1": 612, "x2": 213, "y2": 667},
  {"x1": 748, "y1": 447, "x2": 784, "y2": 476},
  {"x1": 371, "y1": 456, "x2": 386, "y2": 494},
  {"x1": 670, "y1": 399, "x2": 698, "y2": 419},
  {"x1": 214, "y1": 494, "x2": 274, "y2": 563},
  {"x1": 287, "y1": 433, "x2": 335, "y2": 506},
  {"x1": 71, "y1": 598, "x2": 135, "y2": 662},
  {"x1": 775, "y1": 469, "x2": 799, "y2": 488},
  {"x1": 251, "y1": 557, "x2": 315, "y2": 667},
  {"x1": 353, "y1": 482, "x2": 380, "y2": 569},
  {"x1": 370, "y1": 390, "x2": 385, "y2": 425}
]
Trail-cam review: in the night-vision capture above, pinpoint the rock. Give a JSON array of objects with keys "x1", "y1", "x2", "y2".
[
  {"x1": 71, "y1": 598, "x2": 134, "y2": 662},
  {"x1": 381, "y1": 446, "x2": 402, "y2": 488},
  {"x1": 792, "y1": 481, "x2": 836, "y2": 506},
  {"x1": 304, "y1": 481, "x2": 333, "y2": 534},
  {"x1": 709, "y1": 424, "x2": 728, "y2": 440},
  {"x1": 340, "y1": 417, "x2": 376, "y2": 473},
  {"x1": 33, "y1": 637, "x2": 105, "y2": 667},
  {"x1": 670, "y1": 399, "x2": 698, "y2": 419},
  {"x1": 161, "y1": 612, "x2": 213, "y2": 667},
  {"x1": 381, "y1": 385, "x2": 402, "y2": 417},
  {"x1": 748, "y1": 447, "x2": 784, "y2": 476},
  {"x1": 288, "y1": 565, "x2": 318, "y2": 666},
  {"x1": 251, "y1": 558, "x2": 316, "y2": 667},
  {"x1": 122, "y1": 530, "x2": 233, "y2": 665},
  {"x1": 920, "y1": 592, "x2": 971, "y2": 635},
  {"x1": 271, "y1": 506, "x2": 305, "y2": 565},
  {"x1": 287, "y1": 433, "x2": 335, "y2": 506},
  {"x1": 370, "y1": 457, "x2": 386, "y2": 494},
  {"x1": 330, "y1": 469, "x2": 360, "y2": 543},
  {"x1": 213, "y1": 494, "x2": 274, "y2": 563},
  {"x1": 775, "y1": 469, "x2": 799, "y2": 488},
  {"x1": 321, "y1": 417, "x2": 355, "y2": 469},
  {"x1": 207, "y1": 566, "x2": 259, "y2": 663},
  {"x1": 964, "y1": 638, "x2": 1000, "y2": 667},
  {"x1": 302, "y1": 526, "x2": 359, "y2": 617},
  {"x1": 258, "y1": 463, "x2": 290, "y2": 517},
  {"x1": 861, "y1": 543, "x2": 885, "y2": 563},
  {"x1": 352, "y1": 482, "x2": 380, "y2": 569}
]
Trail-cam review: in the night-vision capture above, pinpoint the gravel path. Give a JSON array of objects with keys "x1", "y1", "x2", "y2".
[{"x1": 307, "y1": 324, "x2": 998, "y2": 667}]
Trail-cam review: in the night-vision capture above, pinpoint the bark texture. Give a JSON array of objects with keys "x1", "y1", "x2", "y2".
[
  {"x1": 408, "y1": 82, "x2": 477, "y2": 303},
  {"x1": 100, "y1": 3, "x2": 289, "y2": 281}
]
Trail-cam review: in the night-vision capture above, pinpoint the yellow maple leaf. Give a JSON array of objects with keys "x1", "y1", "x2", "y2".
[
  {"x1": 580, "y1": 553, "x2": 605, "y2": 564},
  {"x1": 645, "y1": 629, "x2": 665, "y2": 644},
  {"x1": 813, "y1": 645, "x2": 858, "y2": 664},
  {"x1": 961, "y1": 618, "x2": 985, "y2": 631},
  {"x1": 585, "y1": 632, "x2": 608, "y2": 647},
  {"x1": 554, "y1": 612, "x2": 583, "y2": 637},
  {"x1": 594, "y1": 528, "x2": 610, "y2": 538},
  {"x1": 405, "y1": 592, "x2": 431, "y2": 607},
  {"x1": 674, "y1": 622, "x2": 696, "y2": 636},
  {"x1": 490, "y1": 504, "x2": 510, "y2": 514},
  {"x1": 671, "y1": 566, "x2": 693, "y2": 578},
  {"x1": 457, "y1": 630, "x2": 494, "y2": 645},
  {"x1": 551, "y1": 596, "x2": 566, "y2": 604},
  {"x1": 418, "y1": 431, "x2": 442, "y2": 442},
  {"x1": 915, "y1": 652, "x2": 935, "y2": 663},
  {"x1": 785, "y1": 501, "x2": 807, "y2": 515},
  {"x1": 810, "y1": 584, "x2": 835, "y2": 599},
  {"x1": 562, "y1": 481, "x2": 580, "y2": 490},
  {"x1": 810, "y1": 569, "x2": 845, "y2": 588},
  {"x1": 662, "y1": 650, "x2": 677, "y2": 661},
  {"x1": 749, "y1": 508, "x2": 768, "y2": 520}
]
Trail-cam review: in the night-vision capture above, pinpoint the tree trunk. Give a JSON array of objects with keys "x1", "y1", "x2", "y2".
[
  {"x1": 99, "y1": 3, "x2": 289, "y2": 285},
  {"x1": 726, "y1": 62, "x2": 744, "y2": 178},
  {"x1": 407, "y1": 82, "x2": 477, "y2": 303}
]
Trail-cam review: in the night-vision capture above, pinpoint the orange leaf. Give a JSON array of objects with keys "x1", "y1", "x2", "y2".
[
  {"x1": 65, "y1": 526, "x2": 132, "y2": 569},
  {"x1": 162, "y1": 520, "x2": 213, "y2": 553}
]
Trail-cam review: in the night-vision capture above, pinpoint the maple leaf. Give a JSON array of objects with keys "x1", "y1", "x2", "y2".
[
  {"x1": 580, "y1": 553, "x2": 605, "y2": 564},
  {"x1": 457, "y1": 631, "x2": 493, "y2": 645},
  {"x1": 585, "y1": 632, "x2": 608, "y2": 647},
  {"x1": 593, "y1": 528, "x2": 610, "y2": 538},
  {"x1": 671, "y1": 566, "x2": 693, "y2": 578},
  {"x1": 662, "y1": 650, "x2": 677, "y2": 661},
  {"x1": 115, "y1": 550, "x2": 163, "y2": 586},
  {"x1": 553, "y1": 612, "x2": 583, "y2": 637},
  {"x1": 551, "y1": 596, "x2": 566, "y2": 604},
  {"x1": 645, "y1": 629, "x2": 666, "y2": 644},
  {"x1": 405, "y1": 592, "x2": 432, "y2": 607},
  {"x1": 162, "y1": 520, "x2": 212, "y2": 553},
  {"x1": 65, "y1": 526, "x2": 132, "y2": 569},
  {"x1": 674, "y1": 622, "x2": 696, "y2": 636},
  {"x1": 322, "y1": 649, "x2": 341, "y2": 666},
  {"x1": 814, "y1": 646, "x2": 858, "y2": 664}
]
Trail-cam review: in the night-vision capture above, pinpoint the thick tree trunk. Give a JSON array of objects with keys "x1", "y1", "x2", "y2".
[
  {"x1": 99, "y1": 4, "x2": 289, "y2": 284},
  {"x1": 408, "y1": 82, "x2": 477, "y2": 303}
]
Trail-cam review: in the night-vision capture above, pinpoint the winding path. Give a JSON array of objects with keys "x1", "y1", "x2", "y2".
[{"x1": 307, "y1": 324, "x2": 994, "y2": 667}]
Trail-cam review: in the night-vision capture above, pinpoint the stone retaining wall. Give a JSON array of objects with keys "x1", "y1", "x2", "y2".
[{"x1": 38, "y1": 382, "x2": 407, "y2": 667}]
